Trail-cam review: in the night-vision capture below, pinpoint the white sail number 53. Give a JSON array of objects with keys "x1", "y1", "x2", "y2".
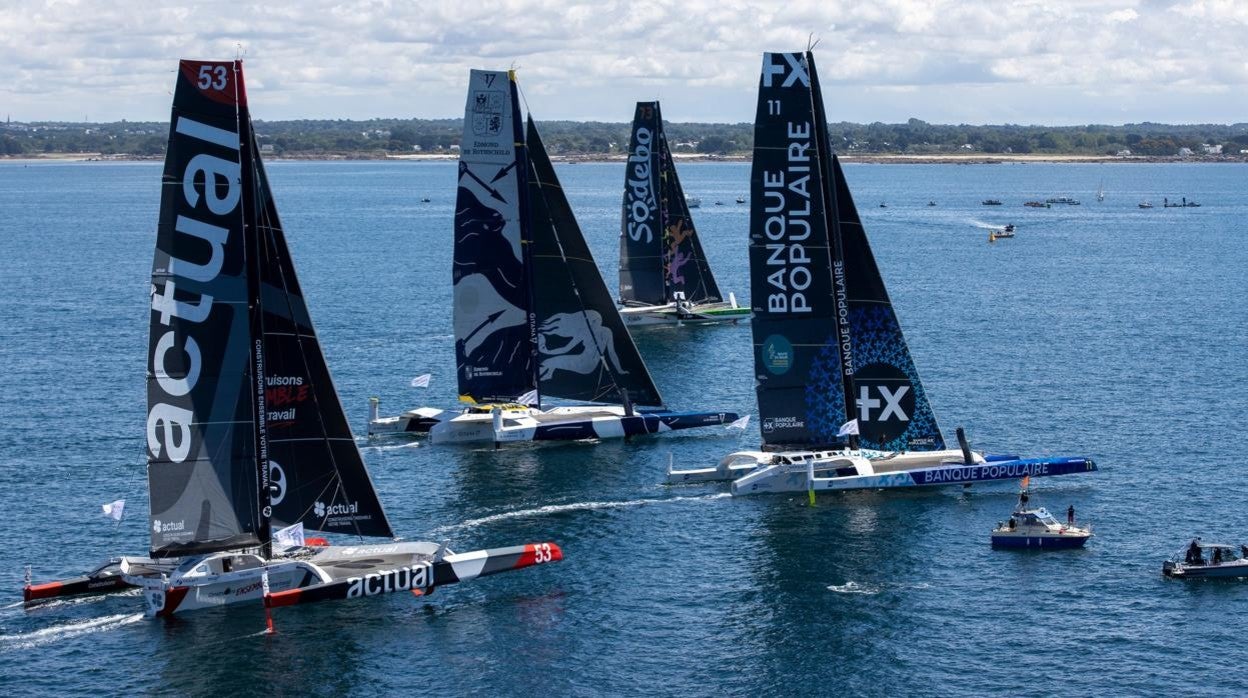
[
  {"x1": 533, "y1": 543, "x2": 554, "y2": 564},
  {"x1": 197, "y1": 65, "x2": 228, "y2": 91}
]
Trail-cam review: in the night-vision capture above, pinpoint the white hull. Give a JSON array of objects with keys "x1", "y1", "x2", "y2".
[
  {"x1": 619, "y1": 299, "x2": 751, "y2": 327},
  {"x1": 669, "y1": 448, "x2": 977, "y2": 486}
]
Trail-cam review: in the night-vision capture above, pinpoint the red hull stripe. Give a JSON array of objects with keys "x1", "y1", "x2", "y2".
[
  {"x1": 156, "y1": 586, "x2": 190, "y2": 617},
  {"x1": 265, "y1": 588, "x2": 304, "y2": 608},
  {"x1": 23, "y1": 581, "x2": 64, "y2": 601}
]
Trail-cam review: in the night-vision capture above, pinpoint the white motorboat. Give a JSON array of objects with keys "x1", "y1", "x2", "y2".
[{"x1": 1163, "y1": 540, "x2": 1248, "y2": 579}]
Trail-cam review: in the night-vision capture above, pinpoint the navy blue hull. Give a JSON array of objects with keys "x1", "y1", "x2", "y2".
[{"x1": 991, "y1": 534, "x2": 1090, "y2": 549}]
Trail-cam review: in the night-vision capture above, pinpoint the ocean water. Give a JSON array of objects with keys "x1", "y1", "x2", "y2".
[{"x1": 1, "y1": 158, "x2": 1245, "y2": 695}]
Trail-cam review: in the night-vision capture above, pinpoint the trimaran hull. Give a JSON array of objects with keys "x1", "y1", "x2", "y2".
[
  {"x1": 26, "y1": 541, "x2": 562, "y2": 616},
  {"x1": 369, "y1": 401, "x2": 737, "y2": 444},
  {"x1": 619, "y1": 300, "x2": 752, "y2": 327}
]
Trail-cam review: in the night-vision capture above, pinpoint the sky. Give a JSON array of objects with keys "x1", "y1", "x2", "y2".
[{"x1": 2, "y1": 0, "x2": 1246, "y2": 125}]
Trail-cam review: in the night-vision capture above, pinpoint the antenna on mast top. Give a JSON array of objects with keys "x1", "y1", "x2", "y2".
[
  {"x1": 235, "y1": 43, "x2": 246, "y2": 60},
  {"x1": 807, "y1": 33, "x2": 821, "y2": 51}
]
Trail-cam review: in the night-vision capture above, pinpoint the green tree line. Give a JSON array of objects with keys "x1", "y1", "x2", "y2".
[{"x1": 4, "y1": 117, "x2": 1247, "y2": 157}]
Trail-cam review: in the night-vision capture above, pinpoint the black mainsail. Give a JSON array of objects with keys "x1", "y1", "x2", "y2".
[
  {"x1": 619, "y1": 101, "x2": 722, "y2": 308},
  {"x1": 147, "y1": 60, "x2": 391, "y2": 558},
  {"x1": 528, "y1": 117, "x2": 663, "y2": 407},
  {"x1": 749, "y1": 51, "x2": 944, "y2": 452}
]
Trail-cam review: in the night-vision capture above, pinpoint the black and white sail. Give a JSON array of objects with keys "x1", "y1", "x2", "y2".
[
  {"x1": 452, "y1": 69, "x2": 537, "y2": 404},
  {"x1": 618, "y1": 101, "x2": 722, "y2": 307},
  {"x1": 749, "y1": 51, "x2": 944, "y2": 452},
  {"x1": 147, "y1": 60, "x2": 391, "y2": 558},
  {"x1": 528, "y1": 117, "x2": 663, "y2": 406}
]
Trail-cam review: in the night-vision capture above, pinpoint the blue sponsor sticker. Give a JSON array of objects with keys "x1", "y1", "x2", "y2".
[{"x1": 761, "y1": 335, "x2": 793, "y2": 375}]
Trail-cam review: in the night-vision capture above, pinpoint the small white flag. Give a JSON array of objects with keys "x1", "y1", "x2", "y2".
[
  {"x1": 410, "y1": 373, "x2": 432, "y2": 388},
  {"x1": 837, "y1": 419, "x2": 859, "y2": 437},
  {"x1": 274, "y1": 522, "x2": 306, "y2": 548},
  {"x1": 516, "y1": 389, "x2": 539, "y2": 406},
  {"x1": 101, "y1": 499, "x2": 126, "y2": 522},
  {"x1": 726, "y1": 415, "x2": 750, "y2": 431}
]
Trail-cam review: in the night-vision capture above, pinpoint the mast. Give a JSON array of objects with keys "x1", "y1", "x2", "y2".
[{"x1": 236, "y1": 61, "x2": 273, "y2": 558}]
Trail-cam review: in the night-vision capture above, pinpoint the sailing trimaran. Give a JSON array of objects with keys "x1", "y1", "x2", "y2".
[
  {"x1": 669, "y1": 50, "x2": 1097, "y2": 494},
  {"x1": 23, "y1": 60, "x2": 562, "y2": 616},
  {"x1": 369, "y1": 71, "x2": 738, "y2": 444},
  {"x1": 617, "y1": 101, "x2": 751, "y2": 326}
]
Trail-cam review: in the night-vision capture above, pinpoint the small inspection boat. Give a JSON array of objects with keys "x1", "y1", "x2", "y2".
[
  {"x1": 1139, "y1": 201, "x2": 1154, "y2": 209},
  {"x1": 1024, "y1": 201, "x2": 1051, "y2": 208},
  {"x1": 736, "y1": 196, "x2": 746, "y2": 204},
  {"x1": 981, "y1": 199, "x2": 1002, "y2": 206},
  {"x1": 1045, "y1": 196, "x2": 1080, "y2": 205},
  {"x1": 1163, "y1": 540, "x2": 1248, "y2": 579},
  {"x1": 991, "y1": 484, "x2": 1090, "y2": 549}
]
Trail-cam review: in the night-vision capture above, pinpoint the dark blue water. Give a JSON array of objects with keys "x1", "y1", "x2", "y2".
[{"x1": 2, "y1": 159, "x2": 1245, "y2": 695}]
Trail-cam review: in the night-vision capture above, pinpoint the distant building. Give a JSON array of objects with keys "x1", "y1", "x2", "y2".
[
  {"x1": 1116, "y1": 149, "x2": 1132, "y2": 156},
  {"x1": 1177, "y1": 147, "x2": 1193, "y2": 157},
  {"x1": 960, "y1": 143, "x2": 974, "y2": 150},
  {"x1": 1201, "y1": 143, "x2": 1222, "y2": 155},
  {"x1": 259, "y1": 144, "x2": 275, "y2": 154}
]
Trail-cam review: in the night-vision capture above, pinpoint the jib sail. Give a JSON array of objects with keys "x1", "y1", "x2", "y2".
[
  {"x1": 654, "y1": 105, "x2": 722, "y2": 305},
  {"x1": 452, "y1": 69, "x2": 537, "y2": 404},
  {"x1": 527, "y1": 116, "x2": 663, "y2": 407}
]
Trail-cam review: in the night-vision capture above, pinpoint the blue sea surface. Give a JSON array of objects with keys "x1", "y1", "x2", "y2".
[{"x1": 1, "y1": 158, "x2": 1245, "y2": 695}]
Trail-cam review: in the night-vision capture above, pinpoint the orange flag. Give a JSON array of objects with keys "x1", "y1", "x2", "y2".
[{"x1": 1020, "y1": 475, "x2": 1030, "y2": 490}]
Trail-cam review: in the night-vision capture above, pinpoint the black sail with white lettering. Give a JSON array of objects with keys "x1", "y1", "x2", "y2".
[
  {"x1": 453, "y1": 70, "x2": 537, "y2": 403},
  {"x1": 828, "y1": 152, "x2": 945, "y2": 451},
  {"x1": 749, "y1": 52, "x2": 849, "y2": 448},
  {"x1": 247, "y1": 126, "x2": 394, "y2": 538},
  {"x1": 618, "y1": 102, "x2": 665, "y2": 306},
  {"x1": 527, "y1": 117, "x2": 664, "y2": 406},
  {"x1": 147, "y1": 60, "x2": 259, "y2": 557},
  {"x1": 656, "y1": 111, "x2": 723, "y2": 305}
]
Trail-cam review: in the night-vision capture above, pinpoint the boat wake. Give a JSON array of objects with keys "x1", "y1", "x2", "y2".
[
  {"x1": 0, "y1": 612, "x2": 144, "y2": 650},
  {"x1": 432, "y1": 493, "x2": 731, "y2": 534},
  {"x1": 361, "y1": 441, "x2": 420, "y2": 452},
  {"x1": 2, "y1": 588, "x2": 140, "y2": 615},
  {"x1": 969, "y1": 219, "x2": 1007, "y2": 230},
  {"x1": 826, "y1": 581, "x2": 930, "y2": 596}
]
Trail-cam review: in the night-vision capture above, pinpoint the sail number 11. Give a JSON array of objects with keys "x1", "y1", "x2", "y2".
[
  {"x1": 767, "y1": 100, "x2": 781, "y2": 115},
  {"x1": 197, "y1": 65, "x2": 228, "y2": 91}
]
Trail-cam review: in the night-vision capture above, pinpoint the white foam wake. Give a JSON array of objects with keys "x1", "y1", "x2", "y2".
[
  {"x1": 826, "y1": 581, "x2": 930, "y2": 595},
  {"x1": 361, "y1": 441, "x2": 421, "y2": 452},
  {"x1": 433, "y1": 493, "x2": 731, "y2": 534},
  {"x1": 0, "y1": 612, "x2": 144, "y2": 649}
]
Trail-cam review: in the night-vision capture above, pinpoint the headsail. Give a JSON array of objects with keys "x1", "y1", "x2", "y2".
[
  {"x1": 618, "y1": 102, "x2": 665, "y2": 306},
  {"x1": 147, "y1": 60, "x2": 391, "y2": 558},
  {"x1": 655, "y1": 108, "x2": 722, "y2": 305},
  {"x1": 527, "y1": 117, "x2": 664, "y2": 407},
  {"x1": 452, "y1": 69, "x2": 537, "y2": 404},
  {"x1": 247, "y1": 127, "x2": 394, "y2": 538},
  {"x1": 619, "y1": 101, "x2": 723, "y2": 307},
  {"x1": 749, "y1": 52, "x2": 848, "y2": 448},
  {"x1": 828, "y1": 152, "x2": 945, "y2": 451}
]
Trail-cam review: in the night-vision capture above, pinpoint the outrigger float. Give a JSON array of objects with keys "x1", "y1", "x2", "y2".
[
  {"x1": 617, "y1": 101, "x2": 751, "y2": 327},
  {"x1": 369, "y1": 71, "x2": 737, "y2": 444},
  {"x1": 667, "y1": 50, "x2": 1096, "y2": 496},
  {"x1": 23, "y1": 60, "x2": 561, "y2": 616}
]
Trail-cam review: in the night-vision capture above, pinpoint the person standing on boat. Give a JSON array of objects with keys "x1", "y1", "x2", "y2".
[
  {"x1": 1067, "y1": 505, "x2": 1075, "y2": 525},
  {"x1": 1186, "y1": 540, "x2": 1203, "y2": 565}
]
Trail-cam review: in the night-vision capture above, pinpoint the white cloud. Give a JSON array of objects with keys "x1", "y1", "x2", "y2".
[{"x1": 0, "y1": 0, "x2": 1245, "y2": 124}]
